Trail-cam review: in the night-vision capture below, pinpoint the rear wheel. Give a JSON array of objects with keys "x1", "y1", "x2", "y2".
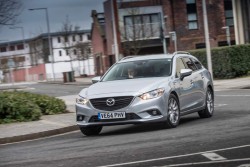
[
  {"x1": 163, "y1": 94, "x2": 180, "y2": 128},
  {"x1": 79, "y1": 126, "x2": 102, "y2": 136},
  {"x1": 198, "y1": 87, "x2": 214, "y2": 118}
]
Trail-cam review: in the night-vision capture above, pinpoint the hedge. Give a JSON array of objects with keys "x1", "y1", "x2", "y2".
[
  {"x1": 0, "y1": 91, "x2": 67, "y2": 124},
  {"x1": 189, "y1": 44, "x2": 250, "y2": 79}
]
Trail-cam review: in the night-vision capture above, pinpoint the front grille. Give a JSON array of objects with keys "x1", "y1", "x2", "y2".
[
  {"x1": 89, "y1": 113, "x2": 141, "y2": 122},
  {"x1": 90, "y1": 96, "x2": 134, "y2": 111}
]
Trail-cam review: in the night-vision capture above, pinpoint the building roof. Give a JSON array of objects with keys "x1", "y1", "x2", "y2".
[{"x1": 0, "y1": 29, "x2": 91, "y2": 46}]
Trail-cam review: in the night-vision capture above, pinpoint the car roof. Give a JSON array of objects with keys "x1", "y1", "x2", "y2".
[
  {"x1": 118, "y1": 53, "x2": 192, "y2": 63},
  {"x1": 118, "y1": 54, "x2": 173, "y2": 63}
]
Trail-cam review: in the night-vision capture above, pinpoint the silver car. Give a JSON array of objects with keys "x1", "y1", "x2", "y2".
[{"x1": 76, "y1": 51, "x2": 214, "y2": 136}]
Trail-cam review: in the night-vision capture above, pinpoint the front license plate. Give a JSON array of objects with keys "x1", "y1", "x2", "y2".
[{"x1": 98, "y1": 112, "x2": 126, "y2": 120}]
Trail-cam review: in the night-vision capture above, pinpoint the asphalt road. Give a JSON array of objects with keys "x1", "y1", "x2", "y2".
[
  {"x1": 21, "y1": 83, "x2": 85, "y2": 97},
  {"x1": 0, "y1": 85, "x2": 250, "y2": 167}
]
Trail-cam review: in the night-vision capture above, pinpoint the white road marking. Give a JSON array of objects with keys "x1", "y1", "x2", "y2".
[
  {"x1": 201, "y1": 152, "x2": 227, "y2": 161},
  {"x1": 216, "y1": 95, "x2": 250, "y2": 97},
  {"x1": 214, "y1": 104, "x2": 227, "y2": 107},
  {"x1": 98, "y1": 145, "x2": 250, "y2": 167},
  {"x1": 160, "y1": 158, "x2": 250, "y2": 167},
  {"x1": 238, "y1": 164, "x2": 250, "y2": 167}
]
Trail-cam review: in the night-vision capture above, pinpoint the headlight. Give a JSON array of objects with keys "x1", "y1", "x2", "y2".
[
  {"x1": 76, "y1": 96, "x2": 89, "y2": 105},
  {"x1": 139, "y1": 88, "x2": 165, "y2": 100}
]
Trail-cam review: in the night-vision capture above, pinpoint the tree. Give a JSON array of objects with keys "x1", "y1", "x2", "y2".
[
  {"x1": 75, "y1": 42, "x2": 91, "y2": 60},
  {"x1": 120, "y1": 8, "x2": 161, "y2": 55},
  {"x1": 75, "y1": 41, "x2": 92, "y2": 76},
  {"x1": 0, "y1": 0, "x2": 22, "y2": 26},
  {"x1": 29, "y1": 38, "x2": 49, "y2": 65},
  {"x1": 61, "y1": 16, "x2": 80, "y2": 71}
]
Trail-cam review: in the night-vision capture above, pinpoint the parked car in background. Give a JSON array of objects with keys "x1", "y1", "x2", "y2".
[{"x1": 76, "y1": 51, "x2": 214, "y2": 136}]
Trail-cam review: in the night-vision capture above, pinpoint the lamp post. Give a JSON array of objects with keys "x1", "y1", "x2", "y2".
[
  {"x1": 161, "y1": 14, "x2": 168, "y2": 54},
  {"x1": 169, "y1": 31, "x2": 177, "y2": 52},
  {"x1": 222, "y1": 26, "x2": 231, "y2": 46},
  {"x1": 9, "y1": 26, "x2": 29, "y2": 82},
  {"x1": 29, "y1": 8, "x2": 55, "y2": 81}
]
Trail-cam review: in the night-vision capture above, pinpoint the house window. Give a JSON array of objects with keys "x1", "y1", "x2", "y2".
[
  {"x1": 66, "y1": 50, "x2": 69, "y2": 55},
  {"x1": 124, "y1": 13, "x2": 160, "y2": 40},
  {"x1": 72, "y1": 35, "x2": 75, "y2": 42},
  {"x1": 87, "y1": 34, "x2": 91, "y2": 40},
  {"x1": 59, "y1": 50, "x2": 62, "y2": 56},
  {"x1": 10, "y1": 45, "x2": 15, "y2": 51},
  {"x1": 224, "y1": 0, "x2": 234, "y2": 26},
  {"x1": 73, "y1": 49, "x2": 77, "y2": 55},
  {"x1": 195, "y1": 43, "x2": 206, "y2": 49},
  {"x1": 58, "y1": 37, "x2": 61, "y2": 43},
  {"x1": 186, "y1": 0, "x2": 198, "y2": 30},
  {"x1": 64, "y1": 36, "x2": 68, "y2": 42},
  {"x1": 17, "y1": 44, "x2": 24, "y2": 50},
  {"x1": 79, "y1": 35, "x2": 83, "y2": 41},
  {"x1": 0, "y1": 47, "x2": 6, "y2": 52}
]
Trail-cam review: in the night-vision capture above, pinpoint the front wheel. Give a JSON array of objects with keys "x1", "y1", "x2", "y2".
[
  {"x1": 163, "y1": 94, "x2": 180, "y2": 128},
  {"x1": 79, "y1": 126, "x2": 102, "y2": 136},
  {"x1": 198, "y1": 87, "x2": 214, "y2": 118}
]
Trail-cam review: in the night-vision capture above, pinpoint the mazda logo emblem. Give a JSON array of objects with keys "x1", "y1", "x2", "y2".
[{"x1": 106, "y1": 98, "x2": 115, "y2": 106}]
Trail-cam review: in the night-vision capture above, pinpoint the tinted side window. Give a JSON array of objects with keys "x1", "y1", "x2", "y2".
[
  {"x1": 182, "y1": 57, "x2": 197, "y2": 71},
  {"x1": 192, "y1": 58, "x2": 203, "y2": 70},
  {"x1": 176, "y1": 58, "x2": 186, "y2": 78}
]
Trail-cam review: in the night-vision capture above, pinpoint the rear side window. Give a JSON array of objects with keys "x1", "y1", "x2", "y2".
[
  {"x1": 192, "y1": 58, "x2": 203, "y2": 70},
  {"x1": 182, "y1": 57, "x2": 197, "y2": 71}
]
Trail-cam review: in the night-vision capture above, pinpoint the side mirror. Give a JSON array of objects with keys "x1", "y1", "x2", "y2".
[
  {"x1": 92, "y1": 76, "x2": 101, "y2": 84},
  {"x1": 180, "y1": 69, "x2": 192, "y2": 80}
]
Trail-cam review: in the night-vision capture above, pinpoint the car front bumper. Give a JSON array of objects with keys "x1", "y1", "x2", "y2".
[{"x1": 76, "y1": 95, "x2": 168, "y2": 127}]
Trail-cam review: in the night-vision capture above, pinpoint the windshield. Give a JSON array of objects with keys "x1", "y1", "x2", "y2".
[{"x1": 102, "y1": 58, "x2": 172, "y2": 82}]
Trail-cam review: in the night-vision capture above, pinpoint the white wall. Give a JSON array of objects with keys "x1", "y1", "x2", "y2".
[
  {"x1": 45, "y1": 58, "x2": 95, "y2": 80},
  {"x1": 52, "y1": 34, "x2": 90, "y2": 62}
]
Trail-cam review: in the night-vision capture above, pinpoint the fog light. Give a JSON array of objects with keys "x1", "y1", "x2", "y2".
[
  {"x1": 77, "y1": 115, "x2": 85, "y2": 121},
  {"x1": 152, "y1": 110, "x2": 158, "y2": 115},
  {"x1": 147, "y1": 110, "x2": 161, "y2": 116}
]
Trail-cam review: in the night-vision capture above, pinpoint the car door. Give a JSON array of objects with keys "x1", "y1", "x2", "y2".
[
  {"x1": 174, "y1": 57, "x2": 195, "y2": 113},
  {"x1": 191, "y1": 57, "x2": 206, "y2": 107},
  {"x1": 182, "y1": 57, "x2": 203, "y2": 110}
]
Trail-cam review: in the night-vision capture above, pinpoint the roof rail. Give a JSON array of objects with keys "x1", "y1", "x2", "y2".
[
  {"x1": 172, "y1": 51, "x2": 190, "y2": 57},
  {"x1": 120, "y1": 56, "x2": 135, "y2": 61}
]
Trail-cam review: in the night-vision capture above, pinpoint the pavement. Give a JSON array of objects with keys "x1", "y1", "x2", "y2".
[{"x1": 0, "y1": 76, "x2": 250, "y2": 145}]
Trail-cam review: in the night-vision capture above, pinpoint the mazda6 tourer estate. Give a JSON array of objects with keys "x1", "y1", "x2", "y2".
[{"x1": 76, "y1": 51, "x2": 214, "y2": 136}]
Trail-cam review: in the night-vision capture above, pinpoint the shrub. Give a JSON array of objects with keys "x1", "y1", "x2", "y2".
[
  {"x1": 0, "y1": 91, "x2": 67, "y2": 124},
  {"x1": 189, "y1": 44, "x2": 250, "y2": 79}
]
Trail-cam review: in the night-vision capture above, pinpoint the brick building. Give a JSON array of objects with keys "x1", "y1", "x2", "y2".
[{"x1": 91, "y1": 0, "x2": 235, "y2": 75}]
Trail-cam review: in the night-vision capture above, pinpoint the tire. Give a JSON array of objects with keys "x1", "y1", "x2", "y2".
[
  {"x1": 79, "y1": 126, "x2": 102, "y2": 136},
  {"x1": 163, "y1": 94, "x2": 180, "y2": 128},
  {"x1": 198, "y1": 87, "x2": 214, "y2": 118}
]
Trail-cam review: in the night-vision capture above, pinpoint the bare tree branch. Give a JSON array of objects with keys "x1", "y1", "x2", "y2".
[
  {"x1": 61, "y1": 16, "x2": 80, "y2": 71},
  {"x1": 0, "y1": 0, "x2": 22, "y2": 26}
]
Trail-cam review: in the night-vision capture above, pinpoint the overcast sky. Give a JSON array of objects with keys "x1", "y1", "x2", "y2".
[{"x1": 0, "y1": 0, "x2": 105, "y2": 42}]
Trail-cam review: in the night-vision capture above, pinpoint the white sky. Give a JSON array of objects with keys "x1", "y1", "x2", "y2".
[{"x1": 0, "y1": 0, "x2": 105, "y2": 42}]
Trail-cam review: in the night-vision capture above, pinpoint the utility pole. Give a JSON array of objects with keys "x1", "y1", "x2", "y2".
[{"x1": 202, "y1": 0, "x2": 213, "y2": 79}]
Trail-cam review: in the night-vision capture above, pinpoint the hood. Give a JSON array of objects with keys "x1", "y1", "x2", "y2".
[{"x1": 82, "y1": 77, "x2": 170, "y2": 98}]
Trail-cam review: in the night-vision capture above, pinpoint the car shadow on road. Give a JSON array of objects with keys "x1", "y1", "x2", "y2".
[{"x1": 95, "y1": 115, "x2": 201, "y2": 137}]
